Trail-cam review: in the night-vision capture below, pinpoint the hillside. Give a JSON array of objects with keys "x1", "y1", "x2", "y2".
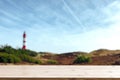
[
  {"x1": 1, "y1": 45, "x2": 120, "y2": 65},
  {"x1": 39, "y1": 49, "x2": 120, "y2": 65},
  {"x1": 90, "y1": 49, "x2": 120, "y2": 56},
  {"x1": 0, "y1": 45, "x2": 41, "y2": 65}
]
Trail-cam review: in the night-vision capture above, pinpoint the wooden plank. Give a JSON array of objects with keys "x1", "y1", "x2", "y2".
[{"x1": 0, "y1": 65, "x2": 120, "y2": 78}]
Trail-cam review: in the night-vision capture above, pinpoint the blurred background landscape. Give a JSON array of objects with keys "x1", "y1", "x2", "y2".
[
  {"x1": 1, "y1": 0, "x2": 120, "y2": 65},
  {"x1": 0, "y1": 45, "x2": 120, "y2": 65},
  {"x1": 1, "y1": 0, "x2": 120, "y2": 53}
]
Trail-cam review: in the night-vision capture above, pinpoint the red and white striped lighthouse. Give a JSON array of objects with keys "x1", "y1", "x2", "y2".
[{"x1": 22, "y1": 31, "x2": 26, "y2": 50}]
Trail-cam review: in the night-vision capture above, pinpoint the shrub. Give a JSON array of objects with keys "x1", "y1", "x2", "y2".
[
  {"x1": 0, "y1": 45, "x2": 15, "y2": 54},
  {"x1": 19, "y1": 54, "x2": 41, "y2": 64},
  {"x1": 47, "y1": 60, "x2": 58, "y2": 64},
  {"x1": 0, "y1": 45, "x2": 38, "y2": 57},
  {"x1": 9, "y1": 54, "x2": 22, "y2": 63},
  {"x1": 34, "y1": 60, "x2": 42, "y2": 64},
  {"x1": 73, "y1": 55, "x2": 92, "y2": 64},
  {"x1": 0, "y1": 53, "x2": 21, "y2": 63},
  {"x1": 19, "y1": 54, "x2": 34, "y2": 62},
  {"x1": 0, "y1": 45, "x2": 40, "y2": 64},
  {"x1": 26, "y1": 50, "x2": 38, "y2": 57}
]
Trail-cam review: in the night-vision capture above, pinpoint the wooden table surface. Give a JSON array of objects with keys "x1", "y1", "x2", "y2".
[{"x1": 0, "y1": 65, "x2": 120, "y2": 78}]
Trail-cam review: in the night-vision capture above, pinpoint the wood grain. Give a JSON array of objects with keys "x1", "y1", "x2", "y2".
[
  {"x1": 0, "y1": 78, "x2": 120, "y2": 80},
  {"x1": 0, "y1": 66, "x2": 120, "y2": 78}
]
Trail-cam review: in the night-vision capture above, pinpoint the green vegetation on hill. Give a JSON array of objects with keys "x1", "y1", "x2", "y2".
[
  {"x1": 3, "y1": 45, "x2": 119, "y2": 65},
  {"x1": 0, "y1": 45, "x2": 38, "y2": 57},
  {"x1": 47, "y1": 59, "x2": 58, "y2": 64},
  {"x1": 73, "y1": 54, "x2": 92, "y2": 64},
  {"x1": 0, "y1": 45, "x2": 41, "y2": 64},
  {"x1": 0, "y1": 53, "x2": 21, "y2": 63}
]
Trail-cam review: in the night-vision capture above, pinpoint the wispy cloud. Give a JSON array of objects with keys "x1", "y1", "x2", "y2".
[
  {"x1": 0, "y1": 0, "x2": 120, "y2": 53},
  {"x1": 62, "y1": 0, "x2": 86, "y2": 31}
]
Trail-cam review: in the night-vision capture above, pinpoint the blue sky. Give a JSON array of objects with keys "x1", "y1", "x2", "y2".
[{"x1": 0, "y1": 0, "x2": 120, "y2": 53}]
